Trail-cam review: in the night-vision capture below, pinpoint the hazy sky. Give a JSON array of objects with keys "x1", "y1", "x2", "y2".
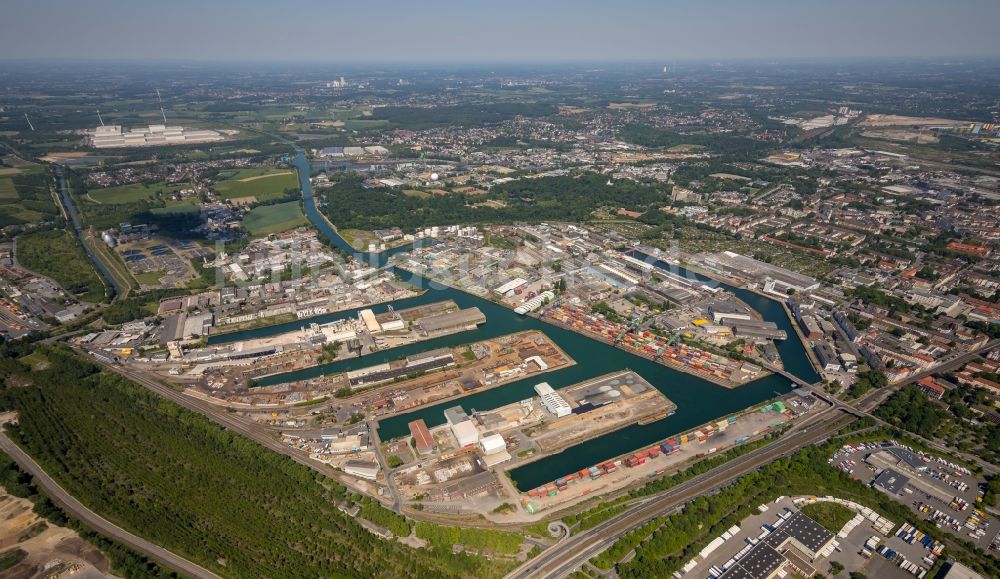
[{"x1": 3, "y1": 0, "x2": 999, "y2": 62}]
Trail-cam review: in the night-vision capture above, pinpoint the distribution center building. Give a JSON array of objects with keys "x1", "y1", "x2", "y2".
[{"x1": 534, "y1": 382, "x2": 572, "y2": 417}]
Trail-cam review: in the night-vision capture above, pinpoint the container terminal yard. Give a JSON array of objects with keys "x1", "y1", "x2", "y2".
[
  {"x1": 513, "y1": 390, "x2": 819, "y2": 518},
  {"x1": 541, "y1": 303, "x2": 767, "y2": 388}
]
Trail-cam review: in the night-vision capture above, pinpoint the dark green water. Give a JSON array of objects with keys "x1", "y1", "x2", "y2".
[{"x1": 243, "y1": 150, "x2": 817, "y2": 491}]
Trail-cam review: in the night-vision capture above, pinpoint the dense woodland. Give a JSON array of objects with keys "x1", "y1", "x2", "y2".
[
  {"x1": 0, "y1": 345, "x2": 507, "y2": 578},
  {"x1": 0, "y1": 453, "x2": 178, "y2": 578},
  {"x1": 368, "y1": 103, "x2": 558, "y2": 130},
  {"x1": 878, "y1": 383, "x2": 1000, "y2": 465},
  {"x1": 321, "y1": 172, "x2": 668, "y2": 230}
]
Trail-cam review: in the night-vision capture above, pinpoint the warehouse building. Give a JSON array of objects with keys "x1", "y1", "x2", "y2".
[
  {"x1": 90, "y1": 124, "x2": 224, "y2": 148},
  {"x1": 408, "y1": 419, "x2": 435, "y2": 454},
  {"x1": 534, "y1": 382, "x2": 572, "y2": 418},
  {"x1": 873, "y1": 468, "x2": 910, "y2": 495},
  {"x1": 718, "y1": 511, "x2": 835, "y2": 579},
  {"x1": 444, "y1": 406, "x2": 480, "y2": 447},
  {"x1": 703, "y1": 251, "x2": 820, "y2": 294},
  {"x1": 515, "y1": 290, "x2": 555, "y2": 314},
  {"x1": 717, "y1": 315, "x2": 787, "y2": 340},
  {"x1": 494, "y1": 278, "x2": 528, "y2": 296},
  {"x1": 344, "y1": 460, "x2": 380, "y2": 480},
  {"x1": 728, "y1": 319, "x2": 788, "y2": 342},
  {"x1": 347, "y1": 350, "x2": 455, "y2": 388},
  {"x1": 709, "y1": 300, "x2": 753, "y2": 323},
  {"x1": 358, "y1": 309, "x2": 381, "y2": 333},
  {"x1": 416, "y1": 307, "x2": 485, "y2": 335}
]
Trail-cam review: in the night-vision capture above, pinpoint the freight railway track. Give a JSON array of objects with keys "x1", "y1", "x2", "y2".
[{"x1": 505, "y1": 410, "x2": 855, "y2": 579}]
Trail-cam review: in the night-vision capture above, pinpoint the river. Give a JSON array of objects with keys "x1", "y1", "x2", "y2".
[{"x1": 241, "y1": 149, "x2": 817, "y2": 490}]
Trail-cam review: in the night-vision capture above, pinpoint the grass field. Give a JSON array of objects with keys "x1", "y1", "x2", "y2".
[
  {"x1": 0, "y1": 178, "x2": 17, "y2": 199},
  {"x1": 88, "y1": 182, "x2": 183, "y2": 204},
  {"x1": 16, "y1": 229, "x2": 106, "y2": 302},
  {"x1": 800, "y1": 501, "x2": 855, "y2": 533},
  {"x1": 342, "y1": 119, "x2": 389, "y2": 130},
  {"x1": 241, "y1": 201, "x2": 309, "y2": 236},
  {"x1": 134, "y1": 270, "x2": 166, "y2": 285},
  {"x1": 339, "y1": 228, "x2": 378, "y2": 251},
  {"x1": 0, "y1": 172, "x2": 59, "y2": 226},
  {"x1": 214, "y1": 168, "x2": 299, "y2": 201}
]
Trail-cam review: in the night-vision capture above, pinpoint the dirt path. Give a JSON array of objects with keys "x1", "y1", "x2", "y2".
[{"x1": 238, "y1": 170, "x2": 293, "y2": 182}]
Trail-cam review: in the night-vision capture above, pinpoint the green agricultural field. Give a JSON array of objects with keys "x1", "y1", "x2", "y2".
[
  {"x1": 0, "y1": 172, "x2": 59, "y2": 227},
  {"x1": 342, "y1": 119, "x2": 390, "y2": 130},
  {"x1": 16, "y1": 229, "x2": 106, "y2": 302},
  {"x1": 241, "y1": 201, "x2": 309, "y2": 236},
  {"x1": 88, "y1": 182, "x2": 183, "y2": 205},
  {"x1": 0, "y1": 178, "x2": 17, "y2": 199},
  {"x1": 213, "y1": 168, "x2": 299, "y2": 201}
]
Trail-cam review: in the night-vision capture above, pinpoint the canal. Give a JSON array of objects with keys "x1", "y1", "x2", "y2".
[
  {"x1": 245, "y1": 149, "x2": 818, "y2": 490},
  {"x1": 55, "y1": 172, "x2": 122, "y2": 298}
]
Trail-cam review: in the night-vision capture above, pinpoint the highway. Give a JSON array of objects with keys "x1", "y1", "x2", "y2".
[
  {"x1": 0, "y1": 431, "x2": 221, "y2": 579},
  {"x1": 506, "y1": 409, "x2": 855, "y2": 579}
]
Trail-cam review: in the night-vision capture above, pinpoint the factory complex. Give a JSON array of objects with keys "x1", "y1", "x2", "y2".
[{"x1": 90, "y1": 124, "x2": 225, "y2": 148}]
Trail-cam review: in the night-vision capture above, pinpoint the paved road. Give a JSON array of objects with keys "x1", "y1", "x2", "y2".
[
  {"x1": 368, "y1": 419, "x2": 403, "y2": 513},
  {"x1": 507, "y1": 340, "x2": 999, "y2": 578},
  {"x1": 854, "y1": 339, "x2": 999, "y2": 413},
  {"x1": 0, "y1": 432, "x2": 221, "y2": 579},
  {"x1": 505, "y1": 410, "x2": 854, "y2": 579}
]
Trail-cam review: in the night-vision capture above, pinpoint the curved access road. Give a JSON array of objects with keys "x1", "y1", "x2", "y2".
[
  {"x1": 0, "y1": 432, "x2": 221, "y2": 579},
  {"x1": 506, "y1": 411, "x2": 854, "y2": 579}
]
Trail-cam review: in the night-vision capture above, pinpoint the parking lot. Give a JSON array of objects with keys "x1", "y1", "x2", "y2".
[
  {"x1": 687, "y1": 495, "x2": 944, "y2": 579},
  {"x1": 830, "y1": 440, "x2": 1000, "y2": 551}
]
